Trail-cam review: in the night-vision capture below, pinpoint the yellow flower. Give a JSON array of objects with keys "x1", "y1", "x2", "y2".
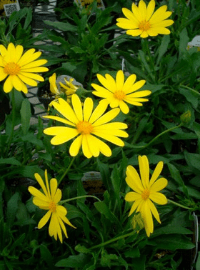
[
  {"x1": 28, "y1": 170, "x2": 75, "y2": 243},
  {"x1": 116, "y1": 0, "x2": 174, "y2": 38},
  {"x1": 43, "y1": 94, "x2": 128, "y2": 158},
  {"x1": 91, "y1": 70, "x2": 151, "y2": 114},
  {"x1": 49, "y1": 73, "x2": 78, "y2": 97},
  {"x1": 125, "y1": 155, "x2": 168, "y2": 237},
  {"x1": 0, "y1": 43, "x2": 48, "y2": 94}
]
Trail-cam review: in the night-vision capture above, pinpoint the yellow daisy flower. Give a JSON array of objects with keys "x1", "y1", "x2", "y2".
[
  {"x1": 43, "y1": 94, "x2": 128, "y2": 158},
  {"x1": 0, "y1": 43, "x2": 48, "y2": 94},
  {"x1": 91, "y1": 70, "x2": 151, "y2": 114},
  {"x1": 49, "y1": 73, "x2": 78, "y2": 97},
  {"x1": 28, "y1": 170, "x2": 76, "y2": 243},
  {"x1": 116, "y1": 0, "x2": 174, "y2": 38},
  {"x1": 125, "y1": 155, "x2": 168, "y2": 237}
]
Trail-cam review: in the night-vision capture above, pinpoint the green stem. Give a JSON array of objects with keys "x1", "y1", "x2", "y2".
[
  {"x1": 168, "y1": 199, "x2": 194, "y2": 210},
  {"x1": 128, "y1": 123, "x2": 183, "y2": 149},
  {"x1": 60, "y1": 195, "x2": 101, "y2": 204},
  {"x1": 179, "y1": 84, "x2": 200, "y2": 97},
  {"x1": 143, "y1": 39, "x2": 156, "y2": 82},
  {"x1": 5, "y1": 90, "x2": 16, "y2": 156},
  {"x1": 90, "y1": 231, "x2": 135, "y2": 250},
  {"x1": 58, "y1": 156, "x2": 76, "y2": 185}
]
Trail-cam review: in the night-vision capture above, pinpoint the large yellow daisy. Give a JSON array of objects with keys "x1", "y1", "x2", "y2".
[
  {"x1": 116, "y1": 0, "x2": 174, "y2": 38},
  {"x1": 28, "y1": 170, "x2": 76, "y2": 243},
  {"x1": 43, "y1": 94, "x2": 128, "y2": 158},
  {"x1": 125, "y1": 155, "x2": 168, "y2": 237},
  {"x1": 0, "y1": 43, "x2": 48, "y2": 94},
  {"x1": 91, "y1": 70, "x2": 151, "y2": 114}
]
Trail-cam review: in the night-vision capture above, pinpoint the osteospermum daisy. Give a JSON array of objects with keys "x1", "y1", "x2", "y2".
[
  {"x1": 125, "y1": 155, "x2": 168, "y2": 237},
  {"x1": 43, "y1": 94, "x2": 128, "y2": 158},
  {"x1": 0, "y1": 43, "x2": 48, "y2": 94},
  {"x1": 91, "y1": 70, "x2": 151, "y2": 114},
  {"x1": 28, "y1": 170, "x2": 76, "y2": 243},
  {"x1": 116, "y1": 0, "x2": 174, "y2": 38}
]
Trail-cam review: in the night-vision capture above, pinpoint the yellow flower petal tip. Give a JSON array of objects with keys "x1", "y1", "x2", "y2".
[
  {"x1": 28, "y1": 170, "x2": 75, "y2": 243},
  {"x1": 116, "y1": 0, "x2": 174, "y2": 38},
  {"x1": 92, "y1": 70, "x2": 151, "y2": 114},
  {"x1": 43, "y1": 94, "x2": 129, "y2": 158},
  {"x1": 0, "y1": 43, "x2": 48, "y2": 94},
  {"x1": 125, "y1": 155, "x2": 168, "y2": 237}
]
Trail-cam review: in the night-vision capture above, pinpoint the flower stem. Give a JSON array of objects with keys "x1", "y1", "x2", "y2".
[
  {"x1": 60, "y1": 195, "x2": 101, "y2": 204},
  {"x1": 129, "y1": 123, "x2": 183, "y2": 149},
  {"x1": 143, "y1": 39, "x2": 156, "y2": 82},
  {"x1": 89, "y1": 230, "x2": 136, "y2": 250},
  {"x1": 58, "y1": 156, "x2": 76, "y2": 185},
  {"x1": 168, "y1": 199, "x2": 194, "y2": 210},
  {"x1": 5, "y1": 90, "x2": 16, "y2": 156},
  {"x1": 179, "y1": 84, "x2": 200, "y2": 97}
]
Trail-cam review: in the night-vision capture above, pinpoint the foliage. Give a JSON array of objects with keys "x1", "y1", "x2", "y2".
[{"x1": 0, "y1": 0, "x2": 200, "y2": 269}]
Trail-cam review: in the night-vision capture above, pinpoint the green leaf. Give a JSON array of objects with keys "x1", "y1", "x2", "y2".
[
  {"x1": 6, "y1": 192, "x2": 19, "y2": 228},
  {"x1": 179, "y1": 28, "x2": 189, "y2": 55},
  {"x1": 55, "y1": 254, "x2": 90, "y2": 267},
  {"x1": 44, "y1": 20, "x2": 77, "y2": 32},
  {"x1": 148, "y1": 235, "x2": 195, "y2": 250},
  {"x1": 40, "y1": 245, "x2": 54, "y2": 269},
  {"x1": 94, "y1": 201, "x2": 120, "y2": 226},
  {"x1": 0, "y1": 158, "x2": 21, "y2": 166},
  {"x1": 20, "y1": 99, "x2": 31, "y2": 135},
  {"x1": 196, "y1": 252, "x2": 200, "y2": 270},
  {"x1": 111, "y1": 165, "x2": 121, "y2": 196},
  {"x1": 75, "y1": 244, "x2": 90, "y2": 254},
  {"x1": 184, "y1": 151, "x2": 200, "y2": 171},
  {"x1": 157, "y1": 35, "x2": 170, "y2": 65},
  {"x1": 179, "y1": 87, "x2": 199, "y2": 109}
]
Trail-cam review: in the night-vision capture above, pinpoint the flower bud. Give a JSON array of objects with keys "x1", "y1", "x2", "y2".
[{"x1": 180, "y1": 110, "x2": 191, "y2": 124}]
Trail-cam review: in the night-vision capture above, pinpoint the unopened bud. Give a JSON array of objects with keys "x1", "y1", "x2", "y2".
[{"x1": 180, "y1": 110, "x2": 191, "y2": 124}]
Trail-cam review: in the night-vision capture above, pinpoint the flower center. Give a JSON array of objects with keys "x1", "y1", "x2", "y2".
[
  {"x1": 139, "y1": 20, "x2": 151, "y2": 31},
  {"x1": 141, "y1": 189, "x2": 150, "y2": 200},
  {"x1": 114, "y1": 90, "x2": 126, "y2": 100},
  {"x1": 4, "y1": 62, "x2": 21, "y2": 75},
  {"x1": 77, "y1": 121, "x2": 93, "y2": 135},
  {"x1": 49, "y1": 201, "x2": 57, "y2": 212}
]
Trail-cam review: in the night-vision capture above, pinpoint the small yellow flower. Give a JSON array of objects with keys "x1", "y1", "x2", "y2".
[
  {"x1": 116, "y1": 0, "x2": 174, "y2": 38},
  {"x1": 125, "y1": 155, "x2": 168, "y2": 237},
  {"x1": 28, "y1": 170, "x2": 76, "y2": 243},
  {"x1": 0, "y1": 43, "x2": 48, "y2": 94},
  {"x1": 92, "y1": 70, "x2": 151, "y2": 114},
  {"x1": 43, "y1": 94, "x2": 128, "y2": 158}
]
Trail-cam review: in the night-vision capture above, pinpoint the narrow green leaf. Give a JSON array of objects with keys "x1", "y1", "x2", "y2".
[
  {"x1": 55, "y1": 254, "x2": 90, "y2": 267},
  {"x1": 157, "y1": 35, "x2": 170, "y2": 65},
  {"x1": 44, "y1": 20, "x2": 77, "y2": 32},
  {"x1": 20, "y1": 99, "x2": 31, "y2": 135},
  {"x1": 179, "y1": 28, "x2": 189, "y2": 55},
  {"x1": 6, "y1": 192, "x2": 19, "y2": 228},
  {"x1": 0, "y1": 158, "x2": 21, "y2": 165}
]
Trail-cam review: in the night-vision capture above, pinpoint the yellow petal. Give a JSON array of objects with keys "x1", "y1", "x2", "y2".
[
  {"x1": 20, "y1": 67, "x2": 49, "y2": 73},
  {"x1": 138, "y1": 0, "x2": 147, "y2": 21},
  {"x1": 0, "y1": 44, "x2": 7, "y2": 56},
  {"x1": 150, "y1": 192, "x2": 168, "y2": 205},
  {"x1": 54, "y1": 189, "x2": 62, "y2": 203},
  {"x1": 17, "y1": 73, "x2": 37, "y2": 87},
  {"x1": 151, "y1": 178, "x2": 168, "y2": 192},
  {"x1": 89, "y1": 99, "x2": 108, "y2": 124},
  {"x1": 148, "y1": 199, "x2": 161, "y2": 223},
  {"x1": 57, "y1": 205, "x2": 67, "y2": 216},
  {"x1": 119, "y1": 100, "x2": 129, "y2": 114},
  {"x1": 69, "y1": 135, "x2": 82, "y2": 156},
  {"x1": 128, "y1": 199, "x2": 143, "y2": 216},
  {"x1": 149, "y1": 5, "x2": 168, "y2": 24},
  {"x1": 116, "y1": 18, "x2": 138, "y2": 29},
  {"x1": 141, "y1": 201, "x2": 154, "y2": 236},
  {"x1": 131, "y1": 2, "x2": 143, "y2": 22},
  {"x1": 28, "y1": 186, "x2": 49, "y2": 202},
  {"x1": 92, "y1": 84, "x2": 114, "y2": 97},
  {"x1": 44, "y1": 127, "x2": 78, "y2": 145},
  {"x1": 122, "y1": 74, "x2": 137, "y2": 93},
  {"x1": 82, "y1": 135, "x2": 93, "y2": 158},
  {"x1": 38, "y1": 210, "x2": 51, "y2": 229},
  {"x1": 11, "y1": 75, "x2": 22, "y2": 91},
  {"x1": 138, "y1": 155, "x2": 149, "y2": 189},
  {"x1": 122, "y1": 8, "x2": 139, "y2": 25},
  {"x1": 0, "y1": 67, "x2": 8, "y2": 81},
  {"x1": 92, "y1": 108, "x2": 120, "y2": 126},
  {"x1": 149, "y1": 161, "x2": 163, "y2": 186},
  {"x1": 125, "y1": 191, "x2": 141, "y2": 202},
  {"x1": 34, "y1": 173, "x2": 49, "y2": 197},
  {"x1": 126, "y1": 90, "x2": 151, "y2": 98},
  {"x1": 146, "y1": 0, "x2": 155, "y2": 21},
  {"x1": 116, "y1": 70, "x2": 124, "y2": 91},
  {"x1": 126, "y1": 29, "x2": 142, "y2": 37},
  {"x1": 50, "y1": 178, "x2": 57, "y2": 199},
  {"x1": 93, "y1": 131, "x2": 125, "y2": 146},
  {"x1": 3, "y1": 76, "x2": 13, "y2": 93},
  {"x1": 97, "y1": 73, "x2": 116, "y2": 93},
  {"x1": 15, "y1": 45, "x2": 24, "y2": 63},
  {"x1": 43, "y1": 115, "x2": 75, "y2": 126},
  {"x1": 20, "y1": 72, "x2": 44, "y2": 81},
  {"x1": 126, "y1": 165, "x2": 143, "y2": 193},
  {"x1": 72, "y1": 94, "x2": 83, "y2": 121},
  {"x1": 22, "y1": 59, "x2": 48, "y2": 69},
  {"x1": 83, "y1": 97, "x2": 93, "y2": 121}
]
